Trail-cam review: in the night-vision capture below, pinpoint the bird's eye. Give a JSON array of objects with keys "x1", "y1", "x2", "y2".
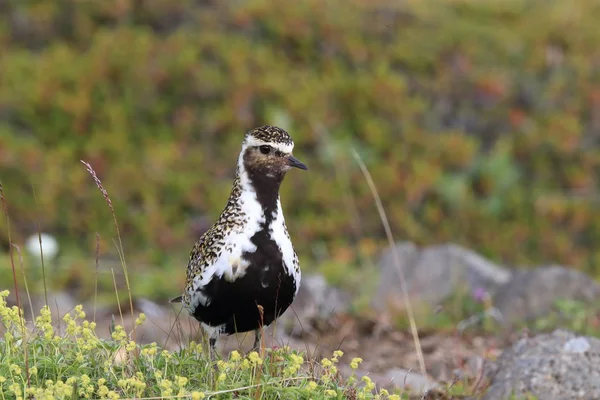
[{"x1": 259, "y1": 145, "x2": 271, "y2": 154}]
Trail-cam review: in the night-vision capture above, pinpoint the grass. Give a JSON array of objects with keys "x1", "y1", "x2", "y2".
[{"x1": 0, "y1": 290, "x2": 390, "y2": 399}]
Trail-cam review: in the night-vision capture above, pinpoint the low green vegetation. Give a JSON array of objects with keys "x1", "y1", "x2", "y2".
[
  {"x1": 391, "y1": 291, "x2": 600, "y2": 339},
  {"x1": 0, "y1": 290, "x2": 401, "y2": 400}
]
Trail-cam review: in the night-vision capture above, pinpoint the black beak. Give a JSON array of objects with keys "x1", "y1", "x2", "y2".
[{"x1": 287, "y1": 155, "x2": 308, "y2": 170}]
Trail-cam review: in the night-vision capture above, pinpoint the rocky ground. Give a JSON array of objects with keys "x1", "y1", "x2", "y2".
[{"x1": 5, "y1": 241, "x2": 600, "y2": 399}]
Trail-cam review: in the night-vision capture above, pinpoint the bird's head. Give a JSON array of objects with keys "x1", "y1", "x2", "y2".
[{"x1": 239, "y1": 126, "x2": 307, "y2": 182}]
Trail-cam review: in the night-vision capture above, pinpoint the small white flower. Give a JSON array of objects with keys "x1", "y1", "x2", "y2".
[{"x1": 26, "y1": 233, "x2": 59, "y2": 260}]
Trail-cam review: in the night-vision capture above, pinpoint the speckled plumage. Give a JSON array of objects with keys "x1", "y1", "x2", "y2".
[{"x1": 174, "y1": 125, "x2": 307, "y2": 353}]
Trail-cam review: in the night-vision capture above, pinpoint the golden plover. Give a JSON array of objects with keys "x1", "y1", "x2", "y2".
[{"x1": 171, "y1": 125, "x2": 307, "y2": 355}]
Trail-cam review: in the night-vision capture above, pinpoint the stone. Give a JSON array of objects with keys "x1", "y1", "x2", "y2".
[
  {"x1": 483, "y1": 329, "x2": 600, "y2": 400},
  {"x1": 277, "y1": 273, "x2": 351, "y2": 337},
  {"x1": 29, "y1": 291, "x2": 77, "y2": 321},
  {"x1": 384, "y1": 368, "x2": 439, "y2": 393},
  {"x1": 493, "y1": 265, "x2": 600, "y2": 323},
  {"x1": 372, "y1": 242, "x2": 511, "y2": 311}
]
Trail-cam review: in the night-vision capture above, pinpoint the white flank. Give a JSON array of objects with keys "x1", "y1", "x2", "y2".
[
  {"x1": 201, "y1": 322, "x2": 225, "y2": 339},
  {"x1": 270, "y1": 199, "x2": 301, "y2": 295}
]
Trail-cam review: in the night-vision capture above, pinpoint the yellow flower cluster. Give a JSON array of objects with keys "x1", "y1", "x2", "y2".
[
  {"x1": 376, "y1": 388, "x2": 400, "y2": 400},
  {"x1": 135, "y1": 313, "x2": 146, "y2": 326},
  {"x1": 0, "y1": 290, "x2": 26, "y2": 339},
  {"x1": 350, "y1": 357, "x2": 363, "y2": 370},
  {"x1": 110, "y1": 325, "x2": 128, "y2": 346},
  {"x1": 188, "y1": 340, "x2": 203, "y2": 354},
  {"x1": 35, "y1": 305, "x2": 54, "y2": 340},
  {"x1": 51, "y1": 306, "x2": 102, "y2": 355},
  {"x1": 247, "y1": 351, "x2": 263, "y2": 367},
  {"x1": 229, "y1": 350, "x2": 241, "y2": 362},
  {"x1": 141, "y1": 341, "x2": 158, "y2": 357},
  {"x1": 283, "y1": 353, "x2": 304, "y2": 377},
  {"x1": 320, "y1": 350, "x2": 343, "y2": 383},
  {"x1": 29, "y1": 378, "x2": 75, "y2": 399},
  {"x1": 117, "y1": 376, "x2": 147, "y2": 397}
]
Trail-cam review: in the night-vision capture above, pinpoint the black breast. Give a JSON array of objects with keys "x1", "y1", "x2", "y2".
[{"x1": 192, "y1": 225, "x2": 297, "y2": 335}]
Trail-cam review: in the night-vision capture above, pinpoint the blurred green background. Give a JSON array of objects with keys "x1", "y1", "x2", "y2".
[{"x1": 2, "y1": 0, "x2": 600, "y2": 301}]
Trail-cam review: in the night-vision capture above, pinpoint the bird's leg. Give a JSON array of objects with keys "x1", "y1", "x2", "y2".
[
  {"x1": 209, "y1": 337, "x2": 217, "y2": 362},
  {"x1": 251, "y1": 304, "x2": 264, "y2": 353},
  {"x1": 208, "y1": 337, "x2": 219, "y2": 379},
  {"x1": 251, "y1": 328, "x2": 261, "y2": 352}
]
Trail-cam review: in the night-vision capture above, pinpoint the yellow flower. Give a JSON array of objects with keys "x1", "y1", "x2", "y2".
[
  {"x1": 229, "y1": 350, "x2": 241, "y2": 362},
  {"x1": 10, "y1": 364, "x2": 22, "y2": 375},
  {"x1": 241, "y1": 359, "x2": 250, "y2": 370},
  {"x1": 74, "y1": 304, "x2": 86, "y2": 319},
  {"x1": 177, "y1": 376, "x2": 188, "y2": 387},
  {"x1": 325, "y1": 389, "x2": 337, "y2": 398},
  {"x1": 191, "y1": 392, "x2": 205, "y2": 400},
  {"x1": 216, "y1": 360, "x2": 229, "y2": 370},
  {"x1": 218, "y1": 372, "x2": 227, "y2": 382},
  {"x1": 80, "y1": 375, "x2": 91, "y2": 386},
  {"x1": 142, "y1": 342, "x2": 158, "y2": 357},
  {"x1": 333, "y1": 350, "x2": 344, "y2": 359},
  {"x1": 290, "y1": 354, "x2": 304, "y2": 365},
  {"x1": 247, "y1": 351, "x2": 263, "y2": 366},
  {"x1": 321, "y1": 358, "x2": 332, "y2": 368},
  {"x1": 135, "y1": 313, "x2": 146, "y2": 325},
  {"x1": 107, "y1": 390, "x2": 119, "y2": 400},
  {"x1": 0, "y1": 376, "x2": 6, "y2": 383},
  {"x1": 160, "y1": 379, "x2": 172, "y2": 388},
  {"x1": 98, "y1": 385, "x2": 109, "y2": 397},
  {"x1": 306, "y1": 381, "x2": 317, "y2": 391},
  {"x1": 350, "y1": 357, "x2": 363, "y2": 369},
  {"x1": 361, "y1": 376, "x2": 375, "y2": 391},
  {"x1": 388, "y1": 396, "x2": 401, "y2": 400},
  {"x1": 125, "y1": 341, "x2": 136, "y2": 352}
]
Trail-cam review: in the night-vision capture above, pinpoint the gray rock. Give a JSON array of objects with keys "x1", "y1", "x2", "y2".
[
  {"x1": 372, "y1": 242, "x2": 511, "y2": 310},
  {"x1": 29, "y1": 291, "x2": 78, "y2": 321},
  {"x1": 384, "y1": 368, "x2": 439, "y2": 393},
  {"x1": 493, "y1": 265, "x2": 600, "y2": 323},
  {"x1": 277, "y1": 273, "x2": 351, "y2": 337},
  {"x1": 484, "y1": 329, "x2": 600, "y2": 400},
  {"x1": 338, "y1": 366, "x2": 438, "y2": 395}
]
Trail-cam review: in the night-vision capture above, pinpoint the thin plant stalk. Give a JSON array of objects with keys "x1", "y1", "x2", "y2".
[
  {"x1": 351, "y1": 148, "x2": 427, "y2": 377},
  {"x1": 0, "y1": 183, "x2": 21, "y2": 312},
  {"x1": 13, "y1": 244, "x2": 34, "y2": 322},
  {"x1": 81, "y1": 160, "x2": 136, "y2": 340},
  {"x1": 13, "y1": 244, "x2": 32, "y2": 386},
  {"x1": 0, "y1": 183, "x2": 30, "y2": 385},
  {"x1": 94, "y1": 232, "x2": 100, "y2": 323},
  {"x1": 111, "y1": 268, "x2": 125, "y2": 330},
  {"x1": 31, "y1": 182, "x2": 49, "y2": 307}
]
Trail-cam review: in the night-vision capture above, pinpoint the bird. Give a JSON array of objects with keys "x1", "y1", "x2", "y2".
[{"x1": 171, "y1": 125, "x2": 307, "y2": 357}]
